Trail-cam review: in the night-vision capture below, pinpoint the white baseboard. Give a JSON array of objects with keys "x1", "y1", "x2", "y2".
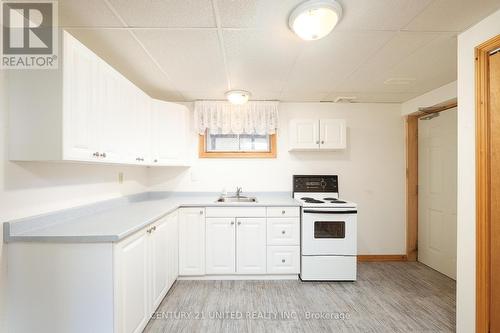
[{"x1": 178, "y1": 274, "x2": 299, "y2": 281}]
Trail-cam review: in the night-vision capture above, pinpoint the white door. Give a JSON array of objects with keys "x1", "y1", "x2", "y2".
[
  {"x1": 418, "y1": 109, "x2": 457, "y2": 279},
  {"x1": 63, "y1": 33, "x2": 99, "y2": 161},
  {"x1": 114, "y1": 231, "x2": 149, "y2": 333},
  {"x1": 206, "y1": 218, "x2": 236, "y2": 274},
  {"x1": 289, "y1": 119, "x2": 319, "y2": 150},
  {"x1": 236, "y1": 218, "x2": 266, "y2": 274},
  {"x1": 151, "y1": 100, "x2": 187, "y2": 165},
  {"x1": 179, "y1": 208, "x2": 205, "y2": 276},
  {"x1": 320, "y1": 119, "x2": 346, "y2": 149},
  {"x1": 150, "y1": 217, "x2": 169, "y2": 311}
]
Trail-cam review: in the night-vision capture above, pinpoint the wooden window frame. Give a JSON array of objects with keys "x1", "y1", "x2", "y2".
[
  {"x1": 198, "y1": 133, "x2": 277, "y2": 158},
  {"x1": 475, "y1": 34, "x2": 500, "y2": 333}
]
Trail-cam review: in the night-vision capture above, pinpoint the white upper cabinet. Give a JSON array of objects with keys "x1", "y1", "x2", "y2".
[
  {"x1": 289, "y1": 119, "x2": 320, "y2": 150},
  {"x1": 8, "y1": 30, "x2": 187, "y2": 167},
  {"x1": 320, "y1": 119, "x2": 346, "y2": 150},
  {"x1": 289, "y1": 118, "x2": 346, "y2": 151},
  {"x1": 151, "y1": 99, "x2": 190, "y2": 166}
]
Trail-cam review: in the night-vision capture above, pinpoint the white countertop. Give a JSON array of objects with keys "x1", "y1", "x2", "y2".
[{"x1": 3, "y1": 192, "x2": 299, "y2": 243}]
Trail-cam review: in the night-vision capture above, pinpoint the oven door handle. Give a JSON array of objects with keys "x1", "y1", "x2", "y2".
[{"x1": 303, "y1": 209, "x2": 357, "y2": 214}]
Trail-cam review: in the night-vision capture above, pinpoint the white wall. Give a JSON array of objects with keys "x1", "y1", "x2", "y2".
[
  {"x1": 401, "y1": 81, "x2": 457, "y2": 116},
  {"x1": 149, "y1": 102, "x2": 406, "y2": 255},
  {"x1": 0, "y1": 71, "x2": 149, "y2": 331},
  {"x1": 456, "y1": 9, "x2": 500, "y2": 333}
]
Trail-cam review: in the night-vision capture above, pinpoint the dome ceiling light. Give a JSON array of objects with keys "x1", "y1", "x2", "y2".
[
  {"x1": 225, "y1": 90, "x2": 251, "y2": 105},
  {"x1": 288, "y1": 0, "x2": 343, "y2": 41}
]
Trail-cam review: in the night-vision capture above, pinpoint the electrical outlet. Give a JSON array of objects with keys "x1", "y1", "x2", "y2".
[{"x1": 118, "y1": 172, "x2": 124, "y2": 184}]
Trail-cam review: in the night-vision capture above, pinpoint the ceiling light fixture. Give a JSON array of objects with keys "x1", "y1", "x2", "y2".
[
  {"x1": 225, "y1": 90, "x2": 251, "y2": 105},
  {"x1": 289, "y1": 0, "x2": 342, "y2": 41}
]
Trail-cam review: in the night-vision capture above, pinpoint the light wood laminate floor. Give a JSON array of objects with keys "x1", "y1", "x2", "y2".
[{"x1": 144, "y1": 262, "x2": 456, "y2": 333}]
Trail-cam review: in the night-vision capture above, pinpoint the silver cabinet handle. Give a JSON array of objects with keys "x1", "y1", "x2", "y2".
[
  {"x1": 281, "y1": 259, "x2": 286, "y2": 263},
  {"x1": 100, "y1": 153, "x2": 106, "y2": 158},
  {"x1": 147, "y1": 228, "x2": 152, "y2": 234},
  {"x1": 152, "y1": 226, "x2": 156, "y2": 231},
  {"x1": 237, "y1": 221, "x2": 241, "y2": 225},
  {"x1": 282, "y1": 230, "x2": 286, "y2": 234},
  {"x1": 154, "y1": 159, "x2": 158, "y2": 163},
  {"x1": 199, "y1": 210, "x2": 203, "y2": 215},
  {"x1": 230, "y1": 221, "x2": 235, "y2": 225},
  {"x1": 93, "y1": 152, "x2": 99, "y2": 157},
  {"x1": 281, "y1": 210, "x2": 286, "y2": 214},
  {"x1": 316, "y1": 141, "x2": 320, "y2": 144},
  {"x1": 321, "y1": 141, "x2": 325, "y2": 144}
]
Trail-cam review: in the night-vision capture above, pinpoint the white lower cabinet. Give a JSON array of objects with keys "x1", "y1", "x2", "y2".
[
  {"x1": 267, "y1": 246, "x2": 300, "y2": 274},
  {"x1": 114, "y1": 230, "x2": 149, "y2": 333},
  {"x1": 236, "y1": 218, "x2": 267, "y2": 274},
  {"x1": 179, "y1": 208, "x2": 206, "y2": 276},
  {"x1": 114, "y1": 212, "x2": 178, "y2": 333},
  {"x1": 205, "y1": 218, "x2": 236, "y2": 274}
]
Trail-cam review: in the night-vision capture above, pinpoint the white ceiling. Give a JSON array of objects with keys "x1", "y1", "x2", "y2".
[{"x1": 60, "y1": 0, "x2": 500, "y2": 103}]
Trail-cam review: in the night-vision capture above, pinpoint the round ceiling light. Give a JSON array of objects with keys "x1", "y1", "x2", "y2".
[
  {"x1": 225, "y1": 90, "x2": 251, "y2": 105},
  {"x1": 289, "y1": 0, "x2": 343, "y2": 41}
]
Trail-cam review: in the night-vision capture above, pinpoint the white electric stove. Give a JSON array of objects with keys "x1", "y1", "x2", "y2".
[{"x1": 293, "y1": 175, "x2": 358, "y2": 281}]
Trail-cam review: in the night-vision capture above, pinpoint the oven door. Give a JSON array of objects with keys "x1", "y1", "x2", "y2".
[{"x1": 301, "y1": 208, "x2": 357, "y2": 255}]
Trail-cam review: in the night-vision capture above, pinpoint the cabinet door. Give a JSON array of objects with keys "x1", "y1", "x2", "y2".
[
  {"x1": 267, "y1": 218, "x2": 300, "y2": 246},
  {"x1": 98, "y1": 62, "x2": 123, "y2": 163},
  {"x1": 151, "y1": 100, "x2": 187, "y2": 165},
  {"x1": 167, "y1": 212, "x2": 179, "y2": 288},
  {"x1": 179, "y1": 208, "x2": 205, "y2": 276},
  {"x1": 150, "y1": 217, "x2": 169, "y2": 311},
  {"x1": 63, "y1": 34, "x2": 99, "y2": 160},
  {"x1": 114, "y1": 230, "x2": 149, "y2": 333},
  {"x1": 320, "y1": 119, "x2": 346, "y2": 149},
  {"x1": 236, "y1": 218, "x2": 267, "y2": 274},
  {"x1": 289, "y1": 119, "x2": 320, "y2": 150},
  {"x1": 206, "y1": 218, "x2": 236, "y2": 274}
]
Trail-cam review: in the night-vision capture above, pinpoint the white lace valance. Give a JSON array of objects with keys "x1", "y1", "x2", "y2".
[{"x1": 194, "y1": 101, "x2": 279, "y2": 135}]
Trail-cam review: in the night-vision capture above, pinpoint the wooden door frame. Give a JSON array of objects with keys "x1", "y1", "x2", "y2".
[
  {"x1": 475, "y1": 34, "x2": 500, "y2": 333},
  {"x1": 405, "y1": 99, "x2": 458, "y2": 262}
]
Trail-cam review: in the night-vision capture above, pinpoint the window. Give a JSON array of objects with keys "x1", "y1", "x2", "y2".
[{"x1": 199, "y1": 130, "x2": 277, "y2": 158}]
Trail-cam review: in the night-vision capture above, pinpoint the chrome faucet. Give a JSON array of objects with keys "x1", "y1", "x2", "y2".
[{"x1": 236, "y1": 187, "x2": 242, "y2": 198}]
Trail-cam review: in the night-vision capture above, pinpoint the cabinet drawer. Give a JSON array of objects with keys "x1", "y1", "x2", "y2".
[
  {"x1": 266, "y1": 207, "x2": 300, "y2": 218},
  {"x1": 205, "y1": 207, "x2": 266, "y2": 218},
  {"x1": 267, "y1": 218, "x2": 300, "y2": 246},
  {"x1": 266, "y1": 246, "x2": 300, "y2": 274}
]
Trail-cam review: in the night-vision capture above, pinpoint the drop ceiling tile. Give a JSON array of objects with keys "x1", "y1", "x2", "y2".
[
  {"x1": 404, "y1": 0, "x2": 500, "y2": 32},
  {"x1": 223, "y1": 29, "x2": 303, "y2": 92},
  {"x1": 338, "y1": 31, "x2": 447, "y2": 92},
  {"x1": 179, "y1": 91, "x2": 226, "y2": 101},
  {"x1": 280, "y1": 90, "x2": 332, "y2": 102},
  {"x1": 217, "y1": 0, "x2": 303, "y2": 28},
  {"x1": 65, "y1": 29, "x2": 182, "y2": 100},
  {"x1": 327, "y1": 92, "x2": 419, "y2": 103},
  {"x1": 283, "y1": 31, "x2": 395, "y2": 93},
  {"x1": 106, "y1": 0, "x2": 216, "y2": 27},
  {"x1": 134, "y1": 29, "x2": 227, "y2": 92},
  {"x1": 59, "y1": 0, "x2": 123, "y2": 27},
  {"x1": 336, "y1": 0, "x2": 433, "y2": 31},
  {"x1": 339, "y1": 33, "x2": 457, "y2": 95}
]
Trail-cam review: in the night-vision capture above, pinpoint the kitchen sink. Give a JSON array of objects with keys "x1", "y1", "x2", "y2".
[{"x1": 216, "y1": 196, "x2": 257, "y2": 203}]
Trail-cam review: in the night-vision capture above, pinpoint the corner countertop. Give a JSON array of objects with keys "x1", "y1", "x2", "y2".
[{"x1": 3, "y1": 192, "x2": 300, "y2": 243}]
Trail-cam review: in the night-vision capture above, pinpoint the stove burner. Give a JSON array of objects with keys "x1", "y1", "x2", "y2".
[
  {"x1": 301, "y1": 197, "x2": 314, "y2": 200},
  {"x1": 324, "y1": 197, "x2": 338, "y2": 200},
  {"x1": 303, "y1": 199, "x2": 325, "y2": 204},
  {"x1": 331, "y1": 200, "x2": 346, "y2": 204}
]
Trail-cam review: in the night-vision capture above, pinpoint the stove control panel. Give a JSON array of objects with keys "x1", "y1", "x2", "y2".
[{"x1": 293, "y1": 175, "x2": 338, "y2": 193}]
